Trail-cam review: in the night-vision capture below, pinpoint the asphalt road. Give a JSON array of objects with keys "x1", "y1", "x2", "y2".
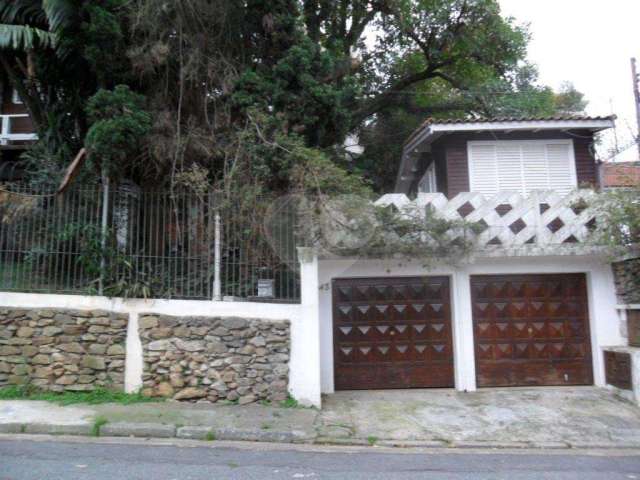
[{"x1": 1, "y1": 437, "x2": 640, "y2": 480}]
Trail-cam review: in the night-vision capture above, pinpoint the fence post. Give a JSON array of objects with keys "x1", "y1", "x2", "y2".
[
  {"x1": 99, "y1": 171, "x2": 110, "y2": 296},
  {"x1": 291, "y1": 246, "x2": 322, "y2": 408},
  {"x1": 213, "y1": 210, "x2": 222, "y2": 301}
]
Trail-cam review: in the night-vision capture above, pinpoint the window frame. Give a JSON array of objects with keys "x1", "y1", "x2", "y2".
[
  {"x1": 466, "y1": 139, "x2": 578, "y2": 196},
  {"x1": 11, "y1": 89, "x2": 23, "y2": 105},
  {"x1": 417, "y1": 161, "x2": 437, "y2": 193}
]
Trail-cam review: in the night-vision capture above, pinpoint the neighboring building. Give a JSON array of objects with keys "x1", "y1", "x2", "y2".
[
  {"x1": 602, "y1": 161, "x2": 640, "y2": 188},
  {"x1": 0, "y1": 81, "x2": 37, "y2": 181}
]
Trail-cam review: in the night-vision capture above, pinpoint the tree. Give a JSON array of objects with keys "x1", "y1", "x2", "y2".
[
  {"x1": 0, "y1": 0, "x2": 134, "y2": 187},
  {"x1": 355, "y1": 63, "x2": 588, "y2": 192},
  {"x1": 234, "y1": 0, "x2": 529, "y2": 147},
  {"x1": 0, "y1": 0, "x2": 589, "y2": 197}
]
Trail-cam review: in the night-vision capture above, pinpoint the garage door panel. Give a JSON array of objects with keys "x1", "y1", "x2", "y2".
[
  {"x1": 472, "y1": 274, "x2": 593, "y2": 387},
  {"x1": 333, "y1": 276, "x2": 454, "y2": 390}
]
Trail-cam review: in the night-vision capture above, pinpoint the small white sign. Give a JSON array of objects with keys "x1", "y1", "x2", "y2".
[{"x1": 257, "y1": 279, "x2": 274, "y2": 298}]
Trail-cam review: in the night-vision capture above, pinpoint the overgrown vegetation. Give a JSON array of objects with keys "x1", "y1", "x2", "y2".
[
  {"x1": 0, "y1": 0, "x2": 587, "y2": 196},
  {"x1": 299, "y1": 197, "x2": 482, "y2": 265},
  {"x1": 0, "y1": 385, "x2": 161, "y2": 406},
  {"x1": 588, "y1": 187, "x2": 640, "y2": 256},
  {"x1": 0, "y1": 1, "x2": 593, "y2": 295}
]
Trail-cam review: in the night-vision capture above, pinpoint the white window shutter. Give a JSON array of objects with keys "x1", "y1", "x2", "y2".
[
  {"x1": 468, "y1": 144, "x2": 498, "y2": 196},
  {"x1": 521, "y1": 143, "x2": 550, "y2": 191},
  {"x1": 495, "y1": 143, "x2": 523, "y2": 192},
  {"x1": 468, "y1": 140, "x2": 576, "y2": 196},
  {"x1": 546, "y1": 143, "x2": 575, "y2": 195}
]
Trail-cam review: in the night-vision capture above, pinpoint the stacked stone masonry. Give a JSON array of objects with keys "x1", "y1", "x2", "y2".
[
  {"x1": 613, "y1": 258, "x2": 640, "y2": 304},
  {"x1": 0, "y1": 308, "x2": 127, "y2": 391},
  {"x1": 139, "y1": 314, "x2": 290, "y2": 405}
]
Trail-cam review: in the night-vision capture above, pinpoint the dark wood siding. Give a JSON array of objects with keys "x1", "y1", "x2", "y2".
[
  {"x1": 1, "y1": 86, "x2": 30, "y2": 116},
  {"x1": 444, "y1": 139, "x2": 470, "y2": 197},
  {"x1": 416, "y1": 130, "x2": 599, "y2": 198},
  {"x1": 573, "y1": 137, "x2": 598, "y2": 187}
]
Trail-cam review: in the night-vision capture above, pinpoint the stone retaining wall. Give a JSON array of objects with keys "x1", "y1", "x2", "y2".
[
  {"x1": 139, "y1": 314, "x2": 290, "y2": 404},
  {"x1": 613, "y1": 258, "x2": 640, "y2": 304},
  {"x1": 0, "y1": 308, "x2": 127, "y2": 391}
]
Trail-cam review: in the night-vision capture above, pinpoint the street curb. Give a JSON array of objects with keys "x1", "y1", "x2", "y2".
[
  {"x1": 0, "y1": 423, "x2": 24, "y2": 434},
  {"x1": 2, "y1": 422, "x2": 640, "y2": 450},
  {"x1": 100, "y1": 422, "x2": 176, "y2": 439},
  {"x1": 24, "y1": 423, "x2": 93, "y2": 436}
]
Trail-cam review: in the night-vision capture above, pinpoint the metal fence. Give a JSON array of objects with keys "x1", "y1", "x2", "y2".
[{"x1": 0, "y1": 184, "x2": 300, "y2": 302}]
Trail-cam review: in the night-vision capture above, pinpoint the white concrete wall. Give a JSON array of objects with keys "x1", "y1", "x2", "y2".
[
  {"x1": 0, "y1": 292, "x2": 324, "y2": 406},
  {"x1": 0, "y1": 253, "x2": 622, "y2": 404},
  {"x1": 317, "y1": 255, "x2": 623, "y2": 394}
]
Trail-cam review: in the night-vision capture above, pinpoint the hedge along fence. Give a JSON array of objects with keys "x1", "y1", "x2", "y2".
[
  {"x1": 0, "y1": 306, "x2": 292, "y2": 405},
  {"x1": 0, "y1": 184, "x2": 300, "y2": 302}
]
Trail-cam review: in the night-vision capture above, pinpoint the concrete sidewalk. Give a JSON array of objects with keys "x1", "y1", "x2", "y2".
[
  {"x1": 316, "y1": 387, "x2": 640, "y2": 449},
  {"x1": 2, "y1": 387, "x2": 640, "y2": 449},
  {"x1": 0, "y1": 400, "x2": 318, "y2": 443}
]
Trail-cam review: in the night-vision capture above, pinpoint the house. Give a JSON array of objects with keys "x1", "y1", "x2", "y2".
[
  {"x1": 0, "y1": 81, "x2": 37, "y2": 181},
  {"x1": 0, "y1": 116, "x2": 636, "y2": 409},
  {"x1": 601, "y1": 161, "x2": 640, "y2": 188},
  {"x1": 306, "y1": 116, "x2": 633, "y2": 402}
]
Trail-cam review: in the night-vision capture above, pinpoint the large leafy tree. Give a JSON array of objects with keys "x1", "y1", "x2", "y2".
[
  {"x1": 0, "y1": 0, "x2": 587, "y2": 195},
  {"x1": 356, "y1": 63, "x2": 588, "y2": 192}
]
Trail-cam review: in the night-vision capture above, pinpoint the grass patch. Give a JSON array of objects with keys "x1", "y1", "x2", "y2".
[
  {"x1": 279, "y1": 394, "x2": 299, "y2": 409},
  {"x1": 260, "y1": 423, "x2": 272, "y2": 430},
  {"x1": 0, "y1": 385, "x2": 161, "y2": 406},
  {"x1": 205, "y1": 431, "x2": 216, "y2": 441},
  {"x1": 367, "y1": 435, "x2": 378, "y2": 446},
  {"x1": 92, "y1": 416, "x2": 108, "y2": 437}
]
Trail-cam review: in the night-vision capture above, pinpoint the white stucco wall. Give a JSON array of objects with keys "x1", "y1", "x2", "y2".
[
  {"x1": 0, "y1": 292, "x2": 323, "y2": 406},
  {"x1": 317, "y1": 254, "x2": 623, "y2": 394},
  {"x1": 0, "y1": 253, "x2": 623, "y2": 404}
]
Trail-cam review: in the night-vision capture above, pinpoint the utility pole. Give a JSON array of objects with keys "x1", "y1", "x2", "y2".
[{"x1": 631, "y1": 58, "x2": 640, "y2": 158}]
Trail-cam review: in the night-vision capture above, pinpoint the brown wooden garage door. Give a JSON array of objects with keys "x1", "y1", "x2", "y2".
[
  {"x1": 333, "y1": 276, "x2": 454, "y2": 390},
  {"x1": 471, "y1": 274, "x2": 593, "y2": 387}
]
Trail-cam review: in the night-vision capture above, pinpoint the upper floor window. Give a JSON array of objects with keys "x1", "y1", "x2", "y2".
[
  {"x1": 11, "y1": 89, "x2": 23, "y2": 104},
  {"x1": 467, "y1": 140, "x2": 577, "y2": 196},
  {"x1": 418, "y1": 162, "x2": 437, "y2": 193}
]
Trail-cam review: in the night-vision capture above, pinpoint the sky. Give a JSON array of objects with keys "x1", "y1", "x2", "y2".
[{"x1": 499, "y1": 0, "x2": 640, "y2": 162}]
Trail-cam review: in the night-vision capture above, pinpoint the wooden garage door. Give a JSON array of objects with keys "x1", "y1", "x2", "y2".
[
  {"x1": 471, "y1": 274, "x2": 593, "y2": 387},
  {"x1": 333, "y1": 276, "x2": 454, "y2": 390}
]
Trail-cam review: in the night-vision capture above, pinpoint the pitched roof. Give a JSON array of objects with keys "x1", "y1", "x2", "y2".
[{"x1": 404, "y1": 115, "x2": 616, "y2": 147}]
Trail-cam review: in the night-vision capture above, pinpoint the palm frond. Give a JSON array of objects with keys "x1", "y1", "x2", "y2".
[
  {"x1": 0, "y1": 23, "x2": 55, "y2": 50},
  {"x1": 0, "y1": 1, "x2": 46, "y2": 27},
  {"x1": 42, "y1": 0, "x2": 77, "y2": 32}
]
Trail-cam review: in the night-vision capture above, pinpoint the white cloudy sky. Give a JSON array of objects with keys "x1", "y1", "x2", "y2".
[{"x1": 499, "y1": 0, "x2": 640, "y2": 161}]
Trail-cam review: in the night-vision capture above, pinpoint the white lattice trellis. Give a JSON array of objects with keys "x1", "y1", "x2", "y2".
[{"x1": 375, "y1": 190, "x2": 599, "y2": 249}]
